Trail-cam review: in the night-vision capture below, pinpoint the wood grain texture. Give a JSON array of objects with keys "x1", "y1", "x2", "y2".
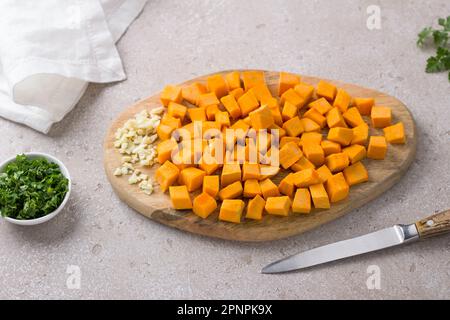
[
  {"x1": 103, "y1": 70, "x2": 417, "y2": 242},
  {"x1": 416, "y1": 209, "x2": 450, "y2": 239}
]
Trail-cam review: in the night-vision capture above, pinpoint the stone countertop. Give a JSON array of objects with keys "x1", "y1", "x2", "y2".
[{"x1": 0, "y1": 0, "x2": 449, "y2": 299}]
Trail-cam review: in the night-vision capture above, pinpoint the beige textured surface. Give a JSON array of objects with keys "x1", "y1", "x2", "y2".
[{"x1": 0, "y1": 0, "x2": 449, "y2": 299}]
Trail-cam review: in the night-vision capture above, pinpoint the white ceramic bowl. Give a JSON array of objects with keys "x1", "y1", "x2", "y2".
[{"x1": 0, "y1": 152, "x2": 71, "y2": 226}]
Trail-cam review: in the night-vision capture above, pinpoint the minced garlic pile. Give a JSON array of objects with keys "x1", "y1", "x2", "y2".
[{"x1": 112, "y1": 107, "x2": 164, "y2": 194}]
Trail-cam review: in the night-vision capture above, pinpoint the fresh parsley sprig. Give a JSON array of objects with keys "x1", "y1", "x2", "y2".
[{"x1": 417, "y1": 16, "x2": 450, "y2": 81}]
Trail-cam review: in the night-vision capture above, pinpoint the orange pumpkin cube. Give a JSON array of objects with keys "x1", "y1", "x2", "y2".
[
  {"x1": 178, "y1": 167, "x2": 206, "y2": 192},
  {"x1": 160, "y1": 85, "x2": 182, "y2": 106},
  {"x1": 243, "y1": 179, "x2": 262, "y2": 198},
  {"x1": 309, "y1": 183, "x2": 330, "y2": 209},
  {"x1": 156, "y1": 160, "x2": 180, "y2": 192},
  {"x1": 343, "y1": 161, "x2": 369, "y2": 186},
  {"x1": 193, "y1": 192, "x2": 217, "y2": 218},
  {"x1": 203, "y1": 175, "x2": 220, "y2": 198},
  {"x1": 316, "y1": 164, "x2": 333, "y2": 183},
  {"x1": 309, "y1": 97, "x2": 333, "y2": 115},
  {"x1": 265, "y1": 196, "x2": 292, "y2": 216},
  {"x1": 157, "y1": 139, "x2": 177, "y2": 164},
  {"x1": 161, "y1": 113, "x2": 182, "y2": 128},
  {"x1": 282, "y1": 101, "x2": 298, "y2": 121},
  {"x1": 205, "y1": 104, "x2": 220, "y2": 121},
  {"x1": 215, "y1": 111, "x2": 231, "y2": 128},
  {"x1": 197, "y1": 92, "x2": 220, "y2": 109},
  {"x1": 343, "y1": 107, "x2": 365, "y2": 127},
  {"x1": 246, "y1": 194, "x2": 266, "y2": 220},
  {"x1": 238, "y1": 90, "x2": 259, "y2": 116},
  {"x1": 242, "y1": 71, "x2": 265, "y2": 91},
  {"x1": 292, "y1": 188, "x2": 311, "y2": 213},
  {"x1": 157, "y1": 124, "x2": 175, "y2": 140},
  {"x1": 219, "y1": 199, "x2": 245, "y2": 223},
  {"x1": 302, "y1": 142, "x2": 325, "y2": 166},
  {"x1": 367, "y1": 136, "x2": 387, "y2": 159},
  {"x1": 268, "y1": 103, "x2": 283, "y2": 126},
  {"x1": 321, "y1": 140, "x2": 341, "y2": 156},
  {"x1": 300, "y1": 118, "x2": 321, "y2": 133},
  {"x1": 221, "y1": 94, "x2": 241, "y2": 119},
  {"x1": 278, "y1": 72, "x2": 301, "y2": 96},
  {"x1": 294, "y1": 83, "x2": 315, "y2": 102},
  {"x1": 242, "y1": 162, "x2": 260, "y2": 180},
  {"x1": 249, "y1": 105, "x2": 274, "y2": 129},
  {"x1": 316, "y1": 80, "x2": 337, "y2": 101},
  {"x1": 218, "y1": 181, "x2": 243, "y2": 200},
  {"x1": 278, "y1": 173, "x2": 296, "y2": 198},
  {"x1": 282, "y1": 116, "x2": 304, "y2": 137},
  {"x1": 279, "y1": 141, "x2": 303, "y2": 169},
  {"x1": 333, "y1": 88, "x2": 351, "y2": 113},
  {"x1": 181, "y1": 82, "x2": 207, "y2": 105},
  {"x1": 351, "y1": 123, "x2": 369, "y2": 145},
  {"x1": 327, "y1": 127, "x2": 354, "y2": 146},
  {"x1": 371, "y1": 106, "x2": 392, "y2": 128},
  {"x1": 280, "y1": 136, "x2": 301, "y2": 148},
  {"x1": 342, "y1": 144, "x2": 367, "y2": 164},
  {"x1": 260, "y1": 178, "x2": 281, "y2": 199},
  {"x1": 325, "y1": 152, "x2": 349, "y2": 173},
  {"x1": 207, "y1": 74, "x2": 228, "y2": 98},
  {"x1": 169, "y1": 185, "x2": 192, "y2": 209},
  {"x1": 225, "y1": 71, "x2": 241, "y2": 91},
  {"x1": 291, "y1": 156, "x2": 316, "y2": 171},
  {"x1": 303, "y1": 108, "x2": 327, "y2": 128},
  {"x1": 250, "y1": 83, "x2": 273, "y2": 102},
  {"x1": 280, "y1": 88, "x2": 306, "y2": 109},
  {"x1": 168, "y1": 102, "x2": 187, "y2": 121},
  {"x1": 383, "y1": 122, "x2": 406, "y2": 144},
  {"x1": 326, "y1": 107, "x2": 347, "y2": 128},
  {"x1": 326, "y1": 172, "x2": 349, "y2": 203},
  {"x1": 188, "y1": 107, "x2": 207, "y2": 122},
  {"x1": 353, "y1": 97, "x2": 374, "y2": 115},
  {"x1": 300, "y1": 132, "x2": 323, "y2": 146},
  {"x1": 292, "y1": 168, "x2": 321, "y2": 187},
  {"x1": 259, "y1": 165, "x2": 280, "y2": 180},
  {"x1": 230, "y1": 87, "x2": 244, "y2": 100},
  {"x1": 221, "y1": 163, "x2": 241, "y2": 187}
]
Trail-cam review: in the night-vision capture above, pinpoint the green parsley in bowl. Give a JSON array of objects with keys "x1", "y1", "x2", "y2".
[{"x1": 0, "y1": 153, "x2": 71, "y2": 226}]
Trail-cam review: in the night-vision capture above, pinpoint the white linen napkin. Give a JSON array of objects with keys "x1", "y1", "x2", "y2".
[{"x1": 0, "y1": 0, "x2": 147, "y2": 133}]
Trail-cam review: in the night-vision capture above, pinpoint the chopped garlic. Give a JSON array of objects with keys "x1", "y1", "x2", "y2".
[{"x1": 113, "y1": 168, "x2": 122, "y2": 176}]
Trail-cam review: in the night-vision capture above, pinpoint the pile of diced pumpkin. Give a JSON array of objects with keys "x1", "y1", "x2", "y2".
[{"x1": 154, "y1": 71, "x2": 406, "y2": 223}]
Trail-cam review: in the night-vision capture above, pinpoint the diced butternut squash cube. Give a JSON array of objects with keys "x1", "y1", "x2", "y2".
[
  {"x1": 383, "y1": 122, "x2": 406, "y2": 144},
  {"x1": 309, "y1": 97, "x2": 333, "y2": 115},
  {"x1": 199, "y1": 156, "x2": 220, "y2": 175},
  {"x1": 230, "y1": 87, "x2": 244, "y2": 100},
  {"x1": 250, "y1": 83, "x2": 273, "y2": 102},
  {"x1": 215, "y1": 111, "x2": 231, "y2": 128},
  {"x1": 343, "y1": 161, "x2": 369, "y2": 186},
  {"x1": 157, "y1": 124, "x2": 175, "y2": 140},
  {"x1": 249, "y1": 105, "x2": 274, "y2": 129},
  {"x1": 302, "y1": 142, "x2": 325, "y2": 166},
  {"x1": 279, "y1": 141, "x2": 303, "y2": 169},
  {"x1": 280, "y1": 136, "x2": 301, "y2": 148},
  {"x1": 316, "y1": 80, "x2": 337, "y2": 101},
  {"x1": 169, "y1": 185, "x2": 192, "y2": 209},
  {"x1": 221, "y1": 94, "x2": 242, "y2": 119},
  {"x1": 218, "y1": 181, "x2": 243, "y2": 200},
  {"x1": 333, "y1": 88, "x2": 351, "y2": 112},
  {"x1": 327, "y1": 127, "x2": 353, "y2": 146},
  {"x1": 316, "y1": 164, "x2": 333, "y2": 183},
  {"x1": 351, "y1": 123, "x2": 369, "y2": 145},
  {"x1": 242, "y1": 162, "x2": 260, "y2": 180},
  {"x1": 260, "y1": 178, "x2": 280, "y2": 199},
  {"x1": 168, "y1": 102, "x2": 187, "y2": 121},
  {"x1": 282, "y1": 116, "x2": 304, "y2": 137},
  {"x1": 303, "y1": 108, "x2": 327, "y2": 128},
  {"x1": 242, "y1": 71, "x2": 265, "y2": 91},
  {"x1": 294, "y1": 83, "x2": 314, "y2": 102},
  {"x1": 221, "y1": 163, "x2": 241, "y2": 187},
  {"x1": 265, "y1": 196, "x2": 291, "y2": 216},
  {"x1": 342, "y1": 144, "x2": 366, "y2": 164},
  {"x1": 178, "y1": 167, "x2": 206, "y2": 192},
  {"x1": 292, "y1": 188, "x2": 311, "y2": 213},
  {"x1": 246, "y1": 194, "x2": 265, "y2": 220},
  {"x1": 197, "y1": 92, "x2": 220, "y2": 109},
  {"x1": 343, "y1": 107, "x2": 365, "y2": 127},
  {"x1": 280, "y1": 88, "x2": 306, "y2": 109},
  {"x1": 238, "y1": 90, "x2": 259, "y2": 116},
  {"x1": 182, "y1": 82, "x2": 207, "y2": 105},
  {"x1": 188, "y1": 107, "x2": 206, "y2": 122},
  {"x1": 268, "y1": 103, "x2": 283, "y2": 126},
  {"x1": 161, "y1": 85, "x2": 182, "y2": 106},
  {"x1": 161, "y1": 113, "x2": 182, "y2": 128},
  {"x1": 353, "y1": 97, "x2": 374, "y2": 115},
  {"x1": 278, "y1": 173, "x2": 295, "y2": 198},
  {"x1": 157, "y1": 139, "x2": 177, "y2": 164},
  {"x1": 225, "y1": 71, "x2": 241, "y2": 91},
  {"x1": 325, "y1": 152, "x2": 349, "y2": 173},
  {"x1": 326, "y1": 107, "x2": 347, "y2": 128},
  {"x1": 278, "y1": 72, "x2": 301, "y2": 96},
  {"x1": 371, "y1": 106, "x2": 392, "y2": 128},
  {"x1": 282, "y1": 101, "x2": 298, "y2": 121},
  {"x1": 291, "y1": 156, "x2": 316, "y2": 171},
  {"x1": 193, "y1": 192, "x2": 217, "y2": 218},
  {"x1": 244, "y1": 179, "x2": 262, "y2": 198},
  {"x1": 156, "y1": 160, "x2": 180, "y2": 192},
  {"x1": 309, "y1": 183, "x2": 330, "y2": 209},
  {"x1": 219, "y1": 199, "x2": 245, "y2": 223},
  {"x1": 292, "y1": 168, "x2": 321, "y2": 187},
  {"x1": 300, "y1": 118, "x2": 321, "y2": 133},
  {"x1": 205, "y1": 104, "x2": 220, "y2": 121},
  {"x1": 367, "y1": 136, "x2": 387, "y2": 159},
  {"x1": 203, "y1": 175, "x2": 220, "y2": 198},
  {"x1": 326, "y1": 172, "x2": 349, "y2": 203},
  {"x1": 300, "y1": 132, "x2": 323, "y2": 146},
  {"x1": 321, "y1": 140, "x2": 341, "y2": 156},
  {"x1": 207, "y1": 74, "x2": 228, "y2": 98},
  {"x1": 259, "y1": 165, "x2": 280, "y2": 180},
  {"x1": 270, "y1": 123, "x2": 286, "y2": 138}
]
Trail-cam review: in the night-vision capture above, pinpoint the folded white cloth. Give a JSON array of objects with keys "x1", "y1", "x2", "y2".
[{"x1": 0, "y1": 0, "x2": 147, "y2": 133}]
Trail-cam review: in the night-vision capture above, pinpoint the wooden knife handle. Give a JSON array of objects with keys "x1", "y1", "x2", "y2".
[{"x1": 415, "y1": 209, "x2": 450, "y2": 239}]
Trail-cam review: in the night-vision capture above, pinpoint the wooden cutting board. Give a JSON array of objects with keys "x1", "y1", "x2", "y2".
[{"x1": 103, "y1": 70, "x2": 416, "y2": 242}]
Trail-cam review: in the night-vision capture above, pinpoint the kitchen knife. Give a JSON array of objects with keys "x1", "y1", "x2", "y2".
[{"x1": 262, "y1": 209, "x2": 450, "y2": 274}]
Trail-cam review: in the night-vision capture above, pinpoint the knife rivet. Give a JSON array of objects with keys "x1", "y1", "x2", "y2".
[{"x1": 426, "y1": 220, "x2": 434, "y2": 227}]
